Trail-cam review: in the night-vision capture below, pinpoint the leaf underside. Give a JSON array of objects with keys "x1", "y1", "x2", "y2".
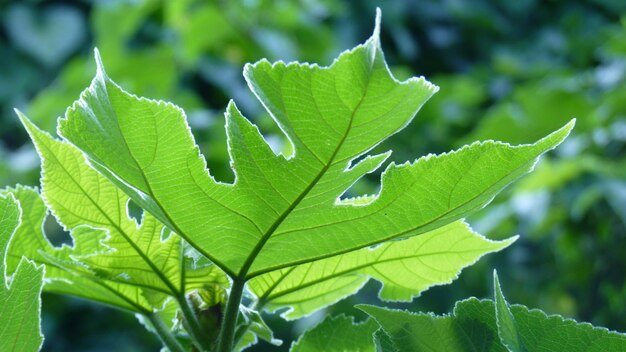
[
  {"x1": 4, "y1": 114, "x2": 228, "y2": 314},
  {"x1": 5, "y1": 10, "x2": 585, "y2": 352},
  {"x1": 54, "y1": 12, "x2": 574, "y2": 282},
  {"x1": 0, "y1": 194, "x2": 45, "y2": 352},
  {"x1": 249, "y1": 221, "x2": 516, "y2": 320}
]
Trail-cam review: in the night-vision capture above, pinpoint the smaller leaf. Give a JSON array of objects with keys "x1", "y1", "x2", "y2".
[
  {"x1": 291, "y1": 315, "x2": 379, "y2": 352},
  {"x1": 3, "y1": 186, "x2": 155, "y2": 313},
  {"x1": 359, "y1": 301, "x2": 503, "y2": 352},
  {"x1": 0, "y1": 194, "x2": 45, "y2": 352},
  {"x1": 360, "y1": 277, "x2": 626, "y2": 352},
  {"x1": 494, "y1": 271, "x2": 525, "y2": 352}
]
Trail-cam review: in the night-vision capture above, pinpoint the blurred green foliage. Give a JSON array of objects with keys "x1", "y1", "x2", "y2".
[{"x1": 1, "y1": 0, "x2": 625, "y2": 350}]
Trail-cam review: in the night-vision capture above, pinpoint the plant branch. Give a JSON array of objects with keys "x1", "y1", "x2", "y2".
[
  {"x1": 145, "y1": 312, "x2": 185, "y2": 352},
  {"x1": 216, "y1": 277, "x2": 246, "y2": 352}
]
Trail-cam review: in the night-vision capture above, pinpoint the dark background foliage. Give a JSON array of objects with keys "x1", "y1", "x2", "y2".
[{"x1": 1, "y1": 0, "x2": 625, "y2": 350}]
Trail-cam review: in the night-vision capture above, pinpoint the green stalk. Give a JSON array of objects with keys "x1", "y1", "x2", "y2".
[
  {"x1": 175, "y1": 293, "x2": 212, "y2": 351},
  {"x1": 216, "y1": 277, "x2": 246, "y2": 352},
  {"x1": 146, "y1": 312, "x2": 186, "y2": 352}
]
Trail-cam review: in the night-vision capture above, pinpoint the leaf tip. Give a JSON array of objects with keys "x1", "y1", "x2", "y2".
[
  {"x1": 502, "y1": 235, "x2": 519, "y2": 248},
  {"x1": 13, "y1": 107, "x2": 24, "y2": 118},
  {"x1": 530, "y1": 117, "x2": 577, "y2": 155},
  {"x1": 493, "y1": 270, "x2": 501, "y2": 292},
  {"x1": 93, "y1": 47, "x2": 108, "y2": 80},
  {"x1": 551, "y1": 118, "x2": 577, "y2": 143},
  {"x1": 356, "y1": 304, "x2": 379, "y2": 316},
  {"x1": 373, "y1": 7, "x2": 382, "y2": 44},
  {"x1": 14, "y1": 109, "x2": 38, "y2": 135}
]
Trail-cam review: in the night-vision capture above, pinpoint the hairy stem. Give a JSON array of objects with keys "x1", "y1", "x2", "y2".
[
  {"x1": 146, "y1": 312, "x2": 185, "y2": 352},
  {"x1": 217, "y1": 277, "x2": 246, "y2": 352},
  {"x1": 175, "y1": 293, "x2": 211, "y2": 351}
]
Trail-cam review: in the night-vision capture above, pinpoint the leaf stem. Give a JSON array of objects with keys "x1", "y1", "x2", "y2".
[
  {"x1": 217, "y1": 277, "x2": 246, "y2": 352},
  {"x1": 175, "y1": 293, "x2": 212, "y2": 351},
  {"x1": 145, "y1": 312, "x2": 185, "y2": 352}
]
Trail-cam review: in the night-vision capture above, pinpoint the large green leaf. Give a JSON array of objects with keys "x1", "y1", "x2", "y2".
[
  {"x1": 249, "y1": 221, "x2": 515, "y2": 319},
  {"x1": 0, "y1": 194, "x2": 44, "y2": 352},
  {"x1": 17, "y1": 112, "x2": 220, "y2": 303},
  {"x1": 57, "y1": 12, "x2": 573, "y2": 279},
  {"x1": 290, "y1": 315, "x2": 379, "y2": 352},
  {"x1": 360, "y1": 278, "x2": 626, "y2": 352}
]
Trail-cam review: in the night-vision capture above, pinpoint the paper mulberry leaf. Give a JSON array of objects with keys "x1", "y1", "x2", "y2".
[
  {"x1": 291, "y1": 315, "x2": 379, "y2": 352},
  {"x1": 57, "y1": 12, "x2": 573, "y2": 279},
  {"x1": 249, "y1": 221, "x2": 515, "y2": 319},
  {"x1": 0, "y1": 194, "x2": 44, "y2": 352},
  {"x1": 17, "y1": 112, "x2": 220, "y2": 304},
  {"x1": 360, "y1": 279, "x2": 626, "y2": 352}
]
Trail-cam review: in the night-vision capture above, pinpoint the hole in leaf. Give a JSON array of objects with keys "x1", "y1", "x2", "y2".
[
  {"x1": 44, "y1": 213, "x2": 73, "y2": 247},
  {"x1": 127, "y1": 199, "x2": 143, "y2": 224}
]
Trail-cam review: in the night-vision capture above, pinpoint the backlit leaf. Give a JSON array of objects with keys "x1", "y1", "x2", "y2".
[
  {"x1": 0, "y1": 194, "x2": 44, "y2": 352},
  {"x1": 249, "y1": 221, "x2": 515, "y2": 319},
  {"x1": 57, "y1": 11, "x2": 573, "y2": 283}
]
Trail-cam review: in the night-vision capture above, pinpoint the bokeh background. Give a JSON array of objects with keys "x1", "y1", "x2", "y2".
[{"x1": 1, "y1": 0, "x2": 626, "y2": 351}]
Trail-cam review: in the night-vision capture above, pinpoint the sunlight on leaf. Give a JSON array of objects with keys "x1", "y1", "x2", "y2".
[
  {"x1": 57, "y1": 11, "x2": 573, "y2": 283},
  {"x1": 0, "y1": 194, "x2": 44, "y2": 352}
]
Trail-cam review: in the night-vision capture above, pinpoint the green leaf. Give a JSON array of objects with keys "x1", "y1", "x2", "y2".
[
  {"x1": 57, "y1": 13, "x2": 573, "y2": 280},
  {"x1": 249, "y1": 221, "x2": 516, "y2": 319},
  {"x1": 291, "y1": 315, "x2": 379, "y2": 352},
  {"x1": 17, "y1": 111, "x2": 221, "y2": 304},
  {"x1": 360, "y1": 300, "x2": 505, "y2": 352},
  {"x1": 360, "y1": 283, "x2": 626, "y2": 352},
  {"x1": 3, "y1": 186, "x2": 154, "y2": 313},
  {"x1": 494, "y1": 271, "x2": 526, "y2": 352},
  {"x1": 0, "y1": 194, "x2": 44, "y2": 352}
]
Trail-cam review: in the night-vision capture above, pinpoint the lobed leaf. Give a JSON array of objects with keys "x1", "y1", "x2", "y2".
[
  {"x1": 249, "y1": 221, "x2": 515, "y2": 319},
  {"x1": 56, "y1": 11, "x2": 574, "y2": 282},
  {"x1": 0, "y1": 194, "x2": 44, "y2": 352}
]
